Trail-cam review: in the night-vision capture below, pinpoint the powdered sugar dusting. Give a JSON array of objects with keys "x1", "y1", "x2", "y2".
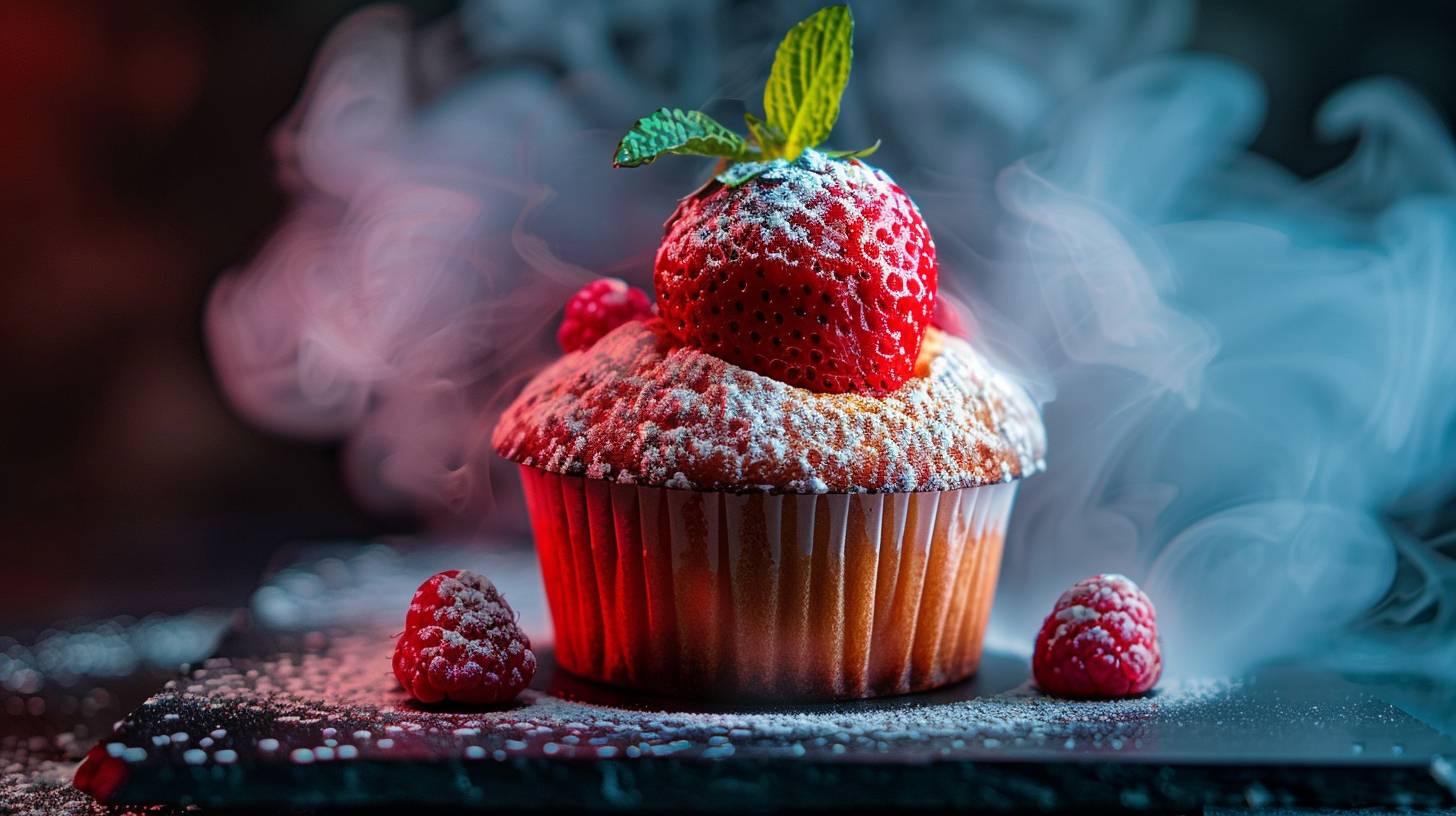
[
  {"x1": 430, "y1": 572, "x2": 514, "y2": 633},
  {"x1": 1056, "y1": 604, "x2": 1099, "y2": 624},
  {"x1": 687, "y1": 150, "x2": 903, "y2": 266},
  {"x1": 91, "y1": 630, "x2": 1237, "y2": 773},
  {"x1": 1054, "y1": 573, "x2": 1154, "y2": 621},
  {"x1": 493, "y1": 322, "x2": 1045, "y2": 493}
]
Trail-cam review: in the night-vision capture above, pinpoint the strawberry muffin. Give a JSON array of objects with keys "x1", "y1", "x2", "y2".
[{"x1": 492, "y1": 5, "x2": 1044, "y2": 699}]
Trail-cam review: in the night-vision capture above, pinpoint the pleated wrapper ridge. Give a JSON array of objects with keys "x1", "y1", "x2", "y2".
[{"x1": 519, "y1": 465, "x2": 1017, "y2": 700}]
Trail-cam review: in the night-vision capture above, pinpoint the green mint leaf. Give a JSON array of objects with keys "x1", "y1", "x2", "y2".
[
  {"x1": 823, "y1": 139, "x2": 881, "y2": 160},
  {"x1": 763, "y1": 5, "x2": 853, "y2": 161},
  {"x1": 744, "y1": 112, "x2": 785, "y2": 156},
  {"x1": 613, "y1": 108, "x2": 752, "y2": 168}
]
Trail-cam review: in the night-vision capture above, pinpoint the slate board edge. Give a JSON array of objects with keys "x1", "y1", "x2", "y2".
[{"x1": 99, "y1": 755, "x2": 1456, "y2": 812}]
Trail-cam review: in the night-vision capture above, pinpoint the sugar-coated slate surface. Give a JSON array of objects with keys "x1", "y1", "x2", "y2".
[{"x1": 71, "y1": 541, "x2": 1456, "y2": 812}]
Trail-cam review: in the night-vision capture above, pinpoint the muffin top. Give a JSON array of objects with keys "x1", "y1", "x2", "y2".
[{"x1": 492, "y1": 320, "x2": 1044, "y2": 494}]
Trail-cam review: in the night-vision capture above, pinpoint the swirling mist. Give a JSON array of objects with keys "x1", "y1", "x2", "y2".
[
  {"x1": 984, "y1": 61, "x2": 1456, "y2": 677},
  {"x1": 207, "y1": 1, "x2": 1456, "y2": 678}
]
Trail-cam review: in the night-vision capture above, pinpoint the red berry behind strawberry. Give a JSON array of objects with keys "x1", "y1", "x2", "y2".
[
  {"x1": 654, "y1": 150, "x2": 937, "y2": 394},
  {"x1": 557, "y1": 278, "x2": 655, "y2": 353},
  {"x1": 931, "y1": 290, "x2": 974, "y2": 340},
  {"x1": 1032, "y1": 574, "x2": 1162, "y2": 699},
  {"x1": 393, "y1": 569, "x2": 536, "y2": 705}
]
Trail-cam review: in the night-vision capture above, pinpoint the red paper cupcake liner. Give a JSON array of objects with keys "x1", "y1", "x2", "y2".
[{"x1": 518, "y1": 465, "x2": 1017, "y2": 700}]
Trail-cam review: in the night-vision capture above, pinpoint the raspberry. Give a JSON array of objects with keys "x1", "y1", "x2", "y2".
[
  {"x1": 1032, "y1": 574, "x2": 1162, "y2": 699},
  {"x1": 557, "y1": 278, "x2": 654, "y2": 353},
  {"x1": 931, "y1": 291, "x2": 974, "y2": 340},
  {"x1": 654, "y1": 150, "x2": 937, "y2": 395},
  {"x1": 73, "y1": 744, "x2": 129, "y2": 802},
  {"x1": 392, "y1": 569, "x2": 536, "y2": 705}
]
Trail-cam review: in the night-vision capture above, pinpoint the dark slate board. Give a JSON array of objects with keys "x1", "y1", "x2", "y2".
[{"x1": 72, "y1": 542, "x2": 1456, "y2": 812}]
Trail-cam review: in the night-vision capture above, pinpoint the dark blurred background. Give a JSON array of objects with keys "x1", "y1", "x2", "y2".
[{"x1": 2, "y1": 0, "x2": 1454, "y2": 630}]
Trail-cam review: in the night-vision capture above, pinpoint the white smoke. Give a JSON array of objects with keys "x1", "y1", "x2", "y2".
[
  {"x1": 207, "y1": 1, "x2": 1456, "y2": 678},
  {"x1": 982, "y1": 57, "x2": 1456, "y2": 677}
]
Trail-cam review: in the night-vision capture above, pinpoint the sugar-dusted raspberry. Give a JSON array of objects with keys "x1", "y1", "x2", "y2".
[
  {"x1": 392, "y1": 569, "x2": 536, "y2": 705},
  {"x1": 557, "y1": 277, "x2": 654, "y2": 353},
  {"x1": 654, "y1": 150, "x2": 938, "y2": 395},
  {"x1": 1032, "y1": 574, "x2": 1162, "y2": 699}
]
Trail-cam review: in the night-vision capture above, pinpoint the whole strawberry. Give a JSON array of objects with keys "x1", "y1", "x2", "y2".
[
  {"x1": 1032, "y1": 574, "x2": 1162, "y2": 699},
  {"x1": 612, "y1": 5, "x2": 939, "y2": 395},
  {"x1": 393, "y1": 569, "x2": 536, "y2": 705},
  {"x1": 557, "y1": 278, "x2": 654, "y2": 353},
  {"x1": 654, "y1": 150, "x2": 936, "y2": 394}
]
